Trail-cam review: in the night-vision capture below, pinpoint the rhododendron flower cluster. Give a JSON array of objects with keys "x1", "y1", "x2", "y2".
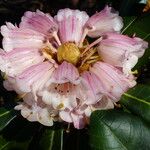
[{"x1": 0, "y1": 6, "x2": 148, "y2": 129}]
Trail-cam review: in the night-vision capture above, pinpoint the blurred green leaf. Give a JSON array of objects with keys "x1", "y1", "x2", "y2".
[
  {"x1": 122, "y1": 15, "x2": 150, "y2": 41},
  {"x1": 89, "y1": 110, "x2": 150, "y2": 150},
  {"x1": 39, "y1": 127, "x2": 63, "y2": 150},
  {"x1": 119, "y1": 0, "x2": 141, "y2": 16},
  {"x1": 0, "y1": 108, "x2": 16, "y2": 132},
  {"x1": 121, "y1": 84, "x2": 150, "y2": 123},
  {"x1": 0, "y1": 135, "x2": 31, "y2": 150},
  {"x1": 0, "y1": 118, "x2": 40, "y2": 150}
]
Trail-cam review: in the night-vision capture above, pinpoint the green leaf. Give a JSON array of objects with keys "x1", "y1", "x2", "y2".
[
  {"x1": 89, "y1": 110, "x2": 150, "y2": 150},
  {"x1": 0, "y1": 135, "x2": 30, "y2": 150},
  {"x1": 39, "y1": 127, "x2": 63, "y2": 150},
  {"x1": 122, "y1": 15, "x2": 150, "y2": 39},
  {"x1": 120, "y1": 84, "x2": 150, "y2": 123},
  {"x1": 0, "y1": 118, "x2": 40, "y2": 150},
  {"x1": 119, "y1": 0, "x2": 140, "y2": 16},
  {"x1": 0, "y1": 108, "x2": 16, "y2": 132}
]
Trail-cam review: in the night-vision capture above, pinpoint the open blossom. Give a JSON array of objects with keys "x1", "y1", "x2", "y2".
[{"x1": 0, "y1": 6, "x2": 148, "y2": 129}]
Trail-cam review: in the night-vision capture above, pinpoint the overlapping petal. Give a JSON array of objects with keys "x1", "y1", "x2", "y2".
[
  {"x1": 14, "y1": 62, "x2": 56, "y2": 100},
  {"x1": 51, "y1": 61, "x2": 80, "y2": 84},
  {"x1": 0, "y1": 48, "x2": 44, "y2": 76},
  {"x1": 20, "y1": 10, "x2": 58, "y2": 36},
  {"x1": 1, "y1": 23, "x2": 45, "y2": 52},
  {"x1": 84, "y1": 5, "x2": 123, "y2": 37},
  {"x1": 90, "y1": 62, "x2": 136, "y2": 102},
  {"x1": 55, "y1": 8, "x2": 89, "y2": 44},
  {"x1": 98, "y1": 33, "x2": 148, "y2": 74}
]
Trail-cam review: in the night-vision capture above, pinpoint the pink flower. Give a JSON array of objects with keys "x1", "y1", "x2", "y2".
[
  {"x1": 84, "y1": 6, "x2": 123, "y2": 38},
  {"x1": 98, "y1": 33, "x2": 148, "y2": 75},
  {"x1": 90, "y1": 62, "x2": 136, "y2": 102},
  {"x1": 54, "y1": 9, "x2": 89, "y2": 44},
  {"x1": 0, "y1": 6, "x2": 147, "y2": 129}
]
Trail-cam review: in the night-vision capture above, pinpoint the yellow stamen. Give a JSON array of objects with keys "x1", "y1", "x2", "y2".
[
  {"x1": 57, "y1": 42, "x2": 80, "y2": 65},
  {"x1": 16, "y1": 93, "x2": 27, "y2": 101},
  {"x1": 131, "y1": 70, "x2": 138, "y2": 75},
  {"x1": 57, "y1": 103, "x2": 64, "y2": 110}
]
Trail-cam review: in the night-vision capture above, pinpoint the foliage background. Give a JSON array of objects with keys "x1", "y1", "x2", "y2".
[{"x1": 0, "y1": 0, "x2": 150, "y2": 150}]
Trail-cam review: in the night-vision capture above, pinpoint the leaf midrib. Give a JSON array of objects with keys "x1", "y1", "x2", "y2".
[
  {"x1": 0, "y1": 111, "x2": 11, "y2": 118},
  {"x1": 100, "y1": 119, "x2": 128, "y2": 150},
  {"x1": 123, "y1": 93, "x2": 150, "y2": 106}
]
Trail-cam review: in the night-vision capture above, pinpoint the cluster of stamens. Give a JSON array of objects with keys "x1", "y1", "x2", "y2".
[{"x1": 42, "y1": 38, "x2": 101, "y2": 73}]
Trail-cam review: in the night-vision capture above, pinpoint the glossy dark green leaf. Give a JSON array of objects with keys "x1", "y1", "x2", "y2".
[
  {"x1": 0, "y1": 108, "x2": 16, "y2": 132},
  {"x1": 121, "y1": 84, "x2": 150, "y2": 123},
  {"x1": 0, "y1": 118, "x2": 40, "y2": 150},
  {"x1": 89, "y1": 110, "x2": 150, "y2": 150},
  {"x1": 122, "y1": 15, "x2": 150, "y2": 44},
  {"x1": 119, "y1": 0, "x2": 141, "y2": 16},
  {"x1": 39, "y1": 127, "x2": 63, "y2": 150},
  {"x1": 0, "y1": 135, "x2": 30, "y2": 150}
]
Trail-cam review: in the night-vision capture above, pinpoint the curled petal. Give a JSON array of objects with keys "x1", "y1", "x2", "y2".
[
  {"x1": 55, "y1": 8, "x2": 89, "y2": 43},
  {"x1": 90, "y1": 62, "x2": 136, "y2": 102},
  {"x1": 15, "y1": 102, "x2": 54, "y2": 126},
  {"x1": 98, "y1": 33, "x2": 148, "y2": 74},
  {"x1": 59, "y1": 111, "x2": 73, "y2": 123},
  {"x1": 85, "y1": 5, "x2": 123, "y2": 37},
  {"x1": 0, "y1": 48, "x2": 44, "y2": 76},
  {"x1": 41, "y1": 83, "x2": 78, "y2": 110},
  {"x1": 92, "y1": 96, "x2": 114, "y2": 110},
  {"x1": 37, "y1": 108, "x2": 53, "y2": 126},
  {"x1": 71, "y1": 113, "x2": 85, "y2": 129},
  {"x1": 20, "y1": 10, "x2": 58, "y2": 36},
  {"x1": 15, "y1": 104, "x2": 38, "y2": 122},
  {"x1": 1, "y1": 24, "x2": 45, "y2": 51},
  {"x1": 51, "y1": 61, "x2": 80, "y2": 84}
]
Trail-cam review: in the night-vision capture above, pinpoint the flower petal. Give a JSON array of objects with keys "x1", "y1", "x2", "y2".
[
  {"x1": 20, "y1": 10, "x2": 58, "y2": 36},
  {"x1": 81, "y1": 71, "x2": 105, "y2": 104},
  {"x1": 51, "y1": 61, "x2": 80, "y2": 84},
  {"x1": 85, "y1": 5, "x2": 123, "y2": 37},
  {"x1": 1, "y1": 23, "x2": 45, "y2": 51},
  {"x1": 71, "y1": 113, "x2": 85, "y2": 129},
  {"x1": 55, "y1": 8, "x2": 89, "y2": 44},
  {"x1": 37, "y1": 108, "x2": 53, "y2": 126},
  {"x1": 0, "y1": 48, "x2": 44, "y2": 76},
  {"x1": 90, "y1": 62, "x2": 136, "y2": 102},
  {"x1": 98, "y1": 33, "x2": 148, "y2": 74},
  {"x1": 15, "y1": 62, "x2": 56, "y2": 98}
]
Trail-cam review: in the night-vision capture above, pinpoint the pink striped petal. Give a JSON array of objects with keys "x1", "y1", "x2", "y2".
[
  {"x1": 0, "y1": 48, "x2": 44, "y2": 76},
  {"x1": 15, "y1": 62, "x2": 56, "y2": 96},
  {"x1": 81, "y1": 71, "x2": 105, "y2": 104},
  {"x1": 20, "y1": 10, "x2": 58, "y2": 36},
  {"x1": 71, "y1": 113, "x2": 85, "y2": 129},
  {"x1": 98, "y1": 33, "x2": 148, "y2": 74},
  {"x1": 85, "y1": 5, "x2": 123, "y2": 37},
  {"x1": 90, "y1": 62, "x2": 136, "y2": 102},
  {"x1": 51, "y1": 61, "x2": 80, "y2": 84},
  {"x1": 55, "y1": 8, "x2": 89, "y2": 44},
  {"x1": 1, "y1": 23, "x2": 45, "y2": 51}
]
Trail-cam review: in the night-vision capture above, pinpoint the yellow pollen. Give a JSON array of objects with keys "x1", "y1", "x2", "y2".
[
  {"x1": 42, "y1": 46, "x2": 55, "y2": 61},
  {"x1": 131, "y1": 70, "x2": 138, "y2": 75},
  {"x1": 57, "y1": 103, "x2": 64, "y2": 110},
  {"x1": 57, "y1": 42, "x2": 80, "y2": 65}
]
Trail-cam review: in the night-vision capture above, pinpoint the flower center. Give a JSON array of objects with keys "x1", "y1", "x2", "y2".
[{"x1": 57, "y1": 42, "x2": 81, "y2": 65}]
